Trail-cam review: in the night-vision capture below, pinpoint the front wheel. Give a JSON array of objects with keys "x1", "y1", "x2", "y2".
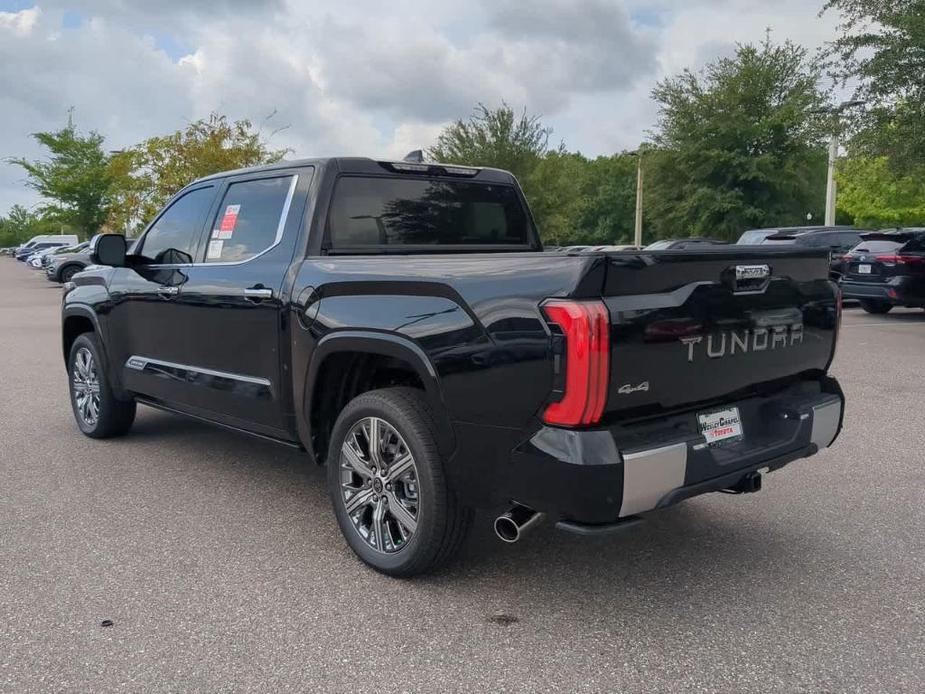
[
  {"x1": 326, "y1": 388, "x2": 472, "y2": 577},
  {"x1": 68, "y1": 333, "x2": 136, "y2": 438},
  {"x1": 59, "y1": 264, "x2": 82, "y2": 283},
  {"x1": 859, "y1": 299, "x2": 893, "y2": 314}
]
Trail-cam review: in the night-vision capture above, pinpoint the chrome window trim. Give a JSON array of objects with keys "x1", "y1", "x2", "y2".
[
  {"x1": 200, "y1": 173, "x2": 299, "y2": 267},
  {"x1": 125, "y1": 356, "x2": 271, "y2": 386},
  {"x1": 128, "y1": 174, "x2": 301, "y2": 271}
]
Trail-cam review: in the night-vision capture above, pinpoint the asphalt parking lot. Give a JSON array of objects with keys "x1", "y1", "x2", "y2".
[{"x1": 1, "y1": 261, "x2": 923, "y2": 693}]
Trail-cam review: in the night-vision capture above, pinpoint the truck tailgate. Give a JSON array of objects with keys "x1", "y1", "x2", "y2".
[{"x1": 597, "y1": 248, "x2": 838, "y2": 418}]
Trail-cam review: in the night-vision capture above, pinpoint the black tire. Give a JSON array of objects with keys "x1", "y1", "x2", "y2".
[
  {"x1": 68, "y1": 333, "x2": 136, "y2": 438},
  {"x1": 59, "y1": 264, "x2": 83, "y2": 283},
  {"x1": 859, "y1": 300, "x2": 893, "y2": 314},
  {"x1": 326, "y1": 387, "x2": 472, "y2": 577}
]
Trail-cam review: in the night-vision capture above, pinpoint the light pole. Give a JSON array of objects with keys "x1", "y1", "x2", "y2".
[{"x1": 818, "y1": 100, "x2": 865, "y2": 226}]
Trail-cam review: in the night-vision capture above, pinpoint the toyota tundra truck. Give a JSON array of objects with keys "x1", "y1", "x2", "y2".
[{"x1": 62, "y1": 157, "x2": 844, "y2": 576}]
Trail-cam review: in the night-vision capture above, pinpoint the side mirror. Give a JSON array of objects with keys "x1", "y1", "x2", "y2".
[{"x1": 89, "y1": 233, "x2": 127, "y2": 267}]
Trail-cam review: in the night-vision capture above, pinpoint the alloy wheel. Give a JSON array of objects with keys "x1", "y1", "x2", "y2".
[
  {"x1": 72, "y1": 347, "x2": 101, "y2": 426},
  {"x1": 339, "y1": 416, "x2": 420, "y2": 553}
]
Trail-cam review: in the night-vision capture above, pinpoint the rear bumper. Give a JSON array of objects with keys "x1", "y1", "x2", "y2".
[
  {"x1": 841, "y1": 278, "x2": 925, "y2": 306},
  {"x1": 449, "y1": 377, "x2": 844, "y2": 524}
]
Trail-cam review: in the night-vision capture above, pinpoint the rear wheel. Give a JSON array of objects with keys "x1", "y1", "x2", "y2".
[
  {"x1": 326, "y1": 387, "x2": 472, "y2": 577},
  {"x1": 859, "y1": 300, "x2": 893, "y2": 314},
  {"x1": 68, "y1": 333, "x2": 136, "y2": 438}
]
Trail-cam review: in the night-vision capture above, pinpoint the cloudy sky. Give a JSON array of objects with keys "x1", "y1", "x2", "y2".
[{"x1": 0, "y1": 0, "x2": 842, "y2": 216}]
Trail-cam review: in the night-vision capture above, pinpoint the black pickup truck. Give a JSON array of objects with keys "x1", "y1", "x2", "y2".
[{"x1": 62, "y1": 157, "x2": 844, "y2": 576}]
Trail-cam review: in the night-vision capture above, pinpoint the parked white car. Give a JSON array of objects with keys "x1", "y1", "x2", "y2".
[{"x1": 27, "y1": 246, "x2": 65, "y2": 267}]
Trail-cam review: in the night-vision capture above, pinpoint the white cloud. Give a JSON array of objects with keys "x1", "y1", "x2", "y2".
[
  {"x1": 0, "y1": 0, "x2": 843, "y2": 216},
  {"x1": 0, "y1": 6, "x2": 39, "y2": 34}
]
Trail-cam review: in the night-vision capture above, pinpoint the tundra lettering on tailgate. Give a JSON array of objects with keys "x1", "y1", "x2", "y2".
[{"x1": 680, "y1": 324, "x2": 804, "y2": 363}]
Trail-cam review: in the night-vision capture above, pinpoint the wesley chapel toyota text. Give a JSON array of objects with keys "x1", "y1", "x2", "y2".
[{"x1": 61, "y1": 157, "x2": 844, "y2": 576}]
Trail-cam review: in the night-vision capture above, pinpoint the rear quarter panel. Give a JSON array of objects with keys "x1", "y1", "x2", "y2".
[{"x1": 291, "y1": 253, "x2": 601, "y2": 430}]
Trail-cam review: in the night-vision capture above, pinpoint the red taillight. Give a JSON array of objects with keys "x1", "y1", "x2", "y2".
[
  {"x1": 874, "y1": 254, "x2": 925, "y2": 265},
  {"x1": 541, "y1": 300, "x2": 610, "y2": 426}
]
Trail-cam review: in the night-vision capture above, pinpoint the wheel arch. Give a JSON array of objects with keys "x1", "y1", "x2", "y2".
[
  {"x1": 58, "y1": 261, "x2": 87, "y2": 282},
  {"x1": 62, "y1": 306, "x2": 101, "y2": 363},
  {"x1": 62, "y1": 305, "x2": 129, "y2": 400},
  {"x1": 300, "y1": 331, "x2": 453, "y2": 466}
]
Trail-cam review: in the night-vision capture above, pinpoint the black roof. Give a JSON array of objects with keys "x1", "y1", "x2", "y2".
[{"x1": 192, "y1": 157, "x2": 517, "y2": 186}]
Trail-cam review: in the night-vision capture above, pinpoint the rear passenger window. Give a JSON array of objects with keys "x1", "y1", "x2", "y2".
[{"x1": 205, "y1": 175, "x2": 297, "y2": 263}]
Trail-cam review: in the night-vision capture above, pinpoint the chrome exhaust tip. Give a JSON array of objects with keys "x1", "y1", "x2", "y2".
[{"x1": 494, "y1": 504, "x2": 545, "y2": 543}]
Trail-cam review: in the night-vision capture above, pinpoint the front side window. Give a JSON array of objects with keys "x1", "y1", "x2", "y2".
[
  {"x1": 327, "y1": 176, "x2": 532, "y2": 249},
  {"x1": 138, "y1": 186, "x2": 215, "y2": 264},
  {"x1": 204, "y1": 175, "x2": 296, "y2": 263}
]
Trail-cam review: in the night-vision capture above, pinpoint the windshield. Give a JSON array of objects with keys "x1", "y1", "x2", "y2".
[
  {"x1": 327, "y1": 176, "x2": 535, "y2": 250},
  {"x1": 644, "y1": 240, "x2": 673, "y2": 250}
]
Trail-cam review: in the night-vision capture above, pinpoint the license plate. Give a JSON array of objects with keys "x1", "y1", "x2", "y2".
[
  {"x1": 698, "y1": 407, "x2": 743, "y2": 445},
  {"x1": 858, "y1": 264, "x2": 872, "y2": 274}
]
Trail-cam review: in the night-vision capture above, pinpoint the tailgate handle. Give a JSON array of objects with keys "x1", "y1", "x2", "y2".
[{"x1": 725, "y1": 264, "x2": 771, "y2": 294}]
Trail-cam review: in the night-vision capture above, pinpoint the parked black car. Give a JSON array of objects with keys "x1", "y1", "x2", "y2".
[
  {"x1": 840, "y1": 230, "x2": 925, "y2": 313},
  {"x1": 61, "y1": 157, "x2": 844, "y2": 576},
  {"x1": 15, "y1": 241, "x2": 70, "y2": 262},
  {"x1": 760, "y1": 229, "x2": 866, "y2": 281},
  {"x1": 738, "y1": 226, "x2": 855, "y2": 245},
  {"x1": 644, "y1": 237, "x2": 727, "y2": 250}
]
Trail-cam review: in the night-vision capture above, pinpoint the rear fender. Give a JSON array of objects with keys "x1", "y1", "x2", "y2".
[{"x1": 298, "y1": 331, "x2": 451, "y2": 464}]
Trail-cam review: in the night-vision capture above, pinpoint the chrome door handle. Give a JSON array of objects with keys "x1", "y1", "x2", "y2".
[
  {"x1": 244, "y1": 287, "x2": 274, "y2": 301},
  {"x1": 156, "y1": 285, "x2": 179, "y2": 297}
]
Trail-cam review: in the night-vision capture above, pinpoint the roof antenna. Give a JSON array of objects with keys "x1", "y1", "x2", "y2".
[{"x1": 403, "y1": 149, "x2": 425, "y2": 163}]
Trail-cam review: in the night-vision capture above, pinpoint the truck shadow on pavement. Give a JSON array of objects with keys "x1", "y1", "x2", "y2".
[{"x1": 121, "y1": 407, "x2": 836, "y2": 621}]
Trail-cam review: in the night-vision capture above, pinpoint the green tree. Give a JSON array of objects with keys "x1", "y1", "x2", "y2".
[
  {"x1": 109, "y1": 113, "x2": 289, "y2": 232},
  {"x1": 647, "y1": 38, "x2": 829, "y2": 240},
  {"x1": 428, "y1": 103, "x2": 575, "y2": 241},
  {"x1": 0, "y1": 205, "x2": 62, "y2": 247},
  {"x1": 526, "y1": 151, "x2": 588, "y2": 245},
  {"x1": 428, "y1": 102, "x2": 557, "y2": 182},
  {"x1": 836, "y1": 156, "x2": 925, "y2": 226},
  {"x1": 9, "y1": 116, "x2": 115, "y2": 239},
  {"x1": 573, "y1": 154, "x2": 638, "y2": 245},
  {"x1": 822, "y1": 0, "x2": 925, "y2": 170}
]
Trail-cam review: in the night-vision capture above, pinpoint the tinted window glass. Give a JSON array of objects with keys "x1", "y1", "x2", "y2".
[
  {"x1": 139, "y1": 186, "x2": 215, "y2": 263},
  {"x1": 836, "y1": 233, "x2": 862, "y2": 249},
  {"x1": 852, "y1": 240, "x2": 903, "y2": 254},
  {"x1": 796, "y1": 234, "x2": 833, "y2": 247},
  {"x1": 899, "y1": 235, "x2": 925, "y2": 252},
  {"x1": 328, "y1": 177, "x2": 531, "y2": 248},
  {"x1": 738, "y1": 230, "x2": 776, "y2": 244},
  {"x1": 205, "y1": 175, "x2": 296, "y2": 263}
]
